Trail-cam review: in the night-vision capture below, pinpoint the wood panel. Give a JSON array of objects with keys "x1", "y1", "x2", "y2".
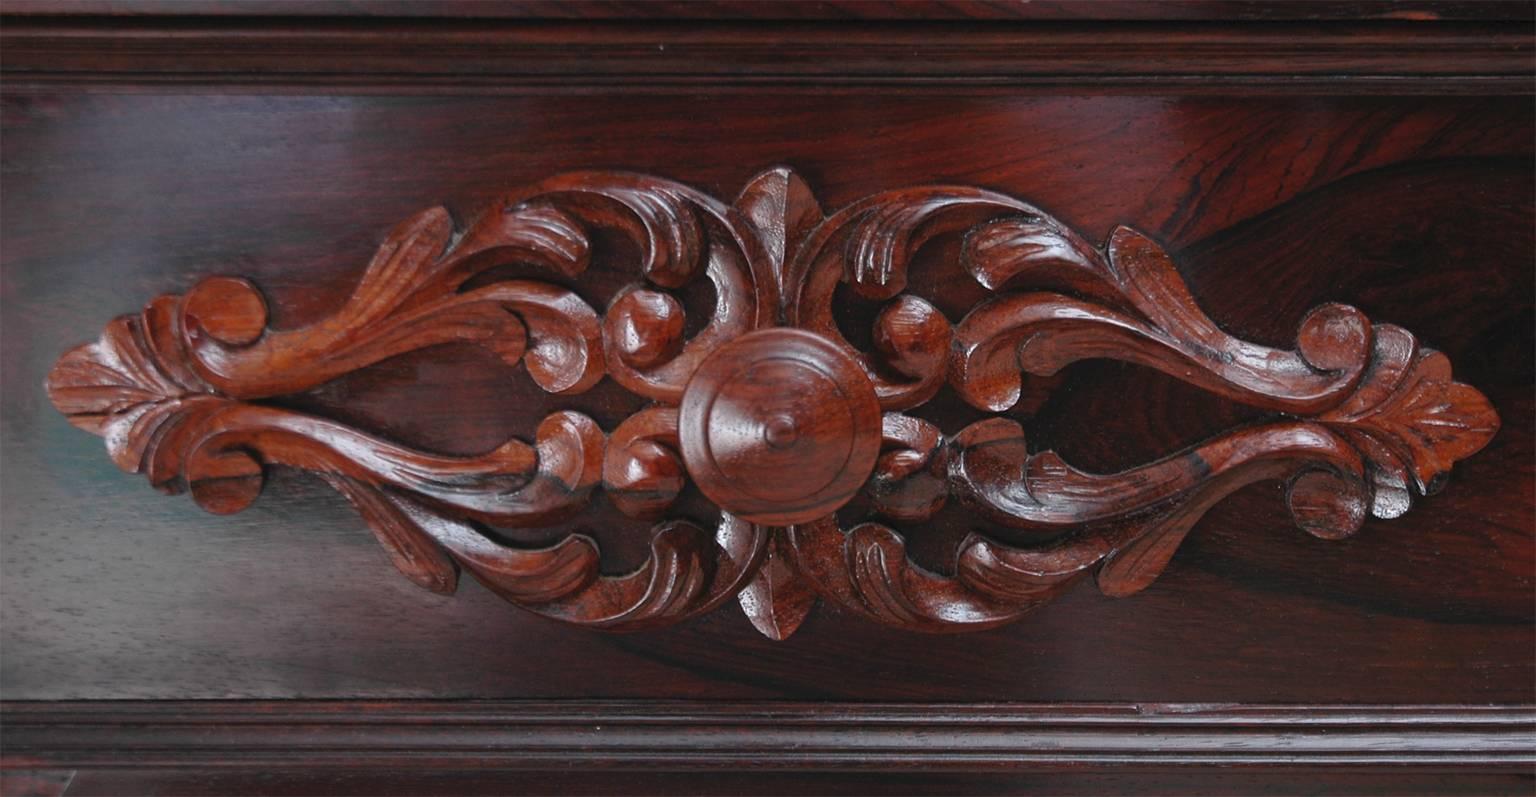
[
  {"x1": 2, "y1": 7, "x2": 1532, "y2": 792},
  {"x1": 2, "y1": 91, "x2": 1529, "y2": 703}
]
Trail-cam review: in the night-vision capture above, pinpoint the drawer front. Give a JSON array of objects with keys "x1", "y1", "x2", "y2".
[{"x1": 2, "y1": 8, "x2": 1532, "y2": 794}]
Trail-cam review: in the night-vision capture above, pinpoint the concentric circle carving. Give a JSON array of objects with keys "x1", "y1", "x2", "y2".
[{"x1": 678, "y1": 328, "x2": 881, "y2": 525}]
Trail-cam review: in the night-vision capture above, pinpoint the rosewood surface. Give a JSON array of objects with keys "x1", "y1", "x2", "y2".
[
  {"x1": 1, "y1": 5, "x2": 1533, "y2": 794},
  {"x1": 6, "y1": 88, "x2": 1530, "y2": 697}
]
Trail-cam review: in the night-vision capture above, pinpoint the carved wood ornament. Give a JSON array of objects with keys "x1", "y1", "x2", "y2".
[{"x1": 47, "y1": 169, "x2": 1500, "y2": 639}]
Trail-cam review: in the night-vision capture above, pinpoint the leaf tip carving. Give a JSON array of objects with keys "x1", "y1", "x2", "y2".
[
  {"x1": 738, "y1": 530, "x2": 816, "y2": 641},
  {"x1": 962, "y1": 215, "x2": 1107, "y2": 294},
  {"x1": 603, "y1": 408, "x2": 684, "y2": 521},
  {"x1": 1321, "y1": 330, "x2": 1501, "y2": 506},
  {"x1": 452, "y1": 202, "x2": 592, "y2": 279}
]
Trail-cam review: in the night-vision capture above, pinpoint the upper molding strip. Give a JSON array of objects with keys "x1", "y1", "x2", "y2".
[
  {"x1": 5, "y1": 1, "x2": 1533, "y2": 22},
  {"x1": 3, "y1": 20, "x2": 1532, "y2": 94}
]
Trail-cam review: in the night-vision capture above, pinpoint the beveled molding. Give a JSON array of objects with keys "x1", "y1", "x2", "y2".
[
  {"x1": 46, "y1": 169, "x2": 1500, "y2": 640},
  {"x1": 2, "y1": 17, "x2": 1532, "y2": 96},
  {"x1": 3, "y1": 701, "x2": 1533, "y2": 773}
]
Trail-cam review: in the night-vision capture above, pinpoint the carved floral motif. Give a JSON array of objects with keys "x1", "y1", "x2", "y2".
[{"x1": 47, "y1": 168, "x2": 1499, "y2": 638}]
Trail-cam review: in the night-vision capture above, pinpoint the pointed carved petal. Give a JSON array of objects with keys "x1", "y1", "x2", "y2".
[
  {"x1": 738, "y1": 528, "x2": 816, "y2": 641},
  {"x1": 735, "y1": 166, "x2": 824, "y2": 305},
  {"x1": 962, "y1": 215, "x2": 1119, "y2": 303},
  {"x1": 322, "y1": 477, "x2": 460, "y2": 595}
]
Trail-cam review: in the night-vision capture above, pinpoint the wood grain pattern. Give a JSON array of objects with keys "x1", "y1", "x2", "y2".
[
  {"x1": 44, "y1": 168, "x2": 1500, "y2": 638},
  {"x1": 0, "y1": 6, "x2": 1529, "y2": 792},
  {"x1": 2, "y1": 8, "x2": 1532, "y2": 792},
  {"x1": 3, "y1": 89, "x2": 1529, "y2": 714}
]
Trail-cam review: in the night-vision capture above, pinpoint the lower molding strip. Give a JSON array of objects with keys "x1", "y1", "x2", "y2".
[{"x1": 3, "y1": 702, "x2": 1533, "y2": 772}]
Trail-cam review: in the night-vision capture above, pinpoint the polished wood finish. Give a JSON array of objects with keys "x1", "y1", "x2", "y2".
[
  {"x1": 3, "y1": 14, "x2": 1533, "y2": 94},
  {"x1": 3, "y1": 3, "x2": 1533, "y2": 793},
  {"x1": 678, "y1": 328, "x2": 883, "y2": 526},
  {"x1": 6, "y1": 1, "x2": 1535, "y2": 21},
  {"x1": 42, "y1": 169, "x2": 1501, "y2": 638}
]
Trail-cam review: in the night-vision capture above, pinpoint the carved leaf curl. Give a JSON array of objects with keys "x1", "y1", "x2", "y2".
[
  {"x1": 179, "y1": 408, "x2": 602, "y2": 527},
  {"x1": 948, "y1": 418, "x2": 1369, "y2": 598},
  {"x1": 515, "y1": 172, "x2": 777, "y2": 403},
  {"x1": 787, "y1": 418, "x2": 1372, "y2": 630},
  {"x1": 869, "y1": 413, "x2": 948, "y2": 522},
  {"x1": 180, "y1": 205, "x2": 605, "y2": 400},
  {"x1": 788, "y1": 517, "x2": 1026, "y2": 632},
  {"x1": 314, "y1": 484, "x2": 749, "y2": 623},
  {"x1": 319, "y1": 494, "x2": 765, "y2": 631},
  {"x1": 488, "y1": 512, "x2": 768, "y2": 631},
  {"x1": 952, "y1": 228, "x2": 1372, "y2": 415},
  {"x1": 788, "y1": 187, "x2": 1041, "y2": 409},
  {"x1": 949, "y1": 219, "x2": 1496, "y2": 541}
]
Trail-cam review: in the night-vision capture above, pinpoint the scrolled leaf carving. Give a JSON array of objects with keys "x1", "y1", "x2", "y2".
[{"x1": 48, "y1": 168, "x2": 1500, "y2": 639}]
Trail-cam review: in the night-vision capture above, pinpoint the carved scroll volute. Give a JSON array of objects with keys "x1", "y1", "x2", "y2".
[
  {"x1": 499, "y1": 172, "x2": 779, "y2": 404},
  {"x1": 47, "y1": 168, "x2": 1501, "y2": 639}
]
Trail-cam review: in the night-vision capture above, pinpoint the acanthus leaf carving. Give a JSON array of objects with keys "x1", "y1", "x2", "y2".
[{"x1": 47, "y1": 168, "x2": 1500, "y2": 639}]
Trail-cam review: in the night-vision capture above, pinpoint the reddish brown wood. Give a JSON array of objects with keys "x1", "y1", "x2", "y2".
[
  {"x1": 2, "y1": 16, "x2": 1531, "y2": 96},
  {"x1": 4, "y1": 701, "x2": 1533, "y2": 776},
  {"x1": 2, "y1": 12, "x2": 1532, "y2": 785},
  {"x1": 679, "y1": 327, "x2": 882, "y2": 526},
  {"x1": 0, "y1": 5, "x2": 1531, "y2": 793},
  {"x1": 43, "y1": 168, "x2": 1501, "y2": 639},
  {"x1": 6, "y1": 2, "x2": 1533, "y2": 22}
]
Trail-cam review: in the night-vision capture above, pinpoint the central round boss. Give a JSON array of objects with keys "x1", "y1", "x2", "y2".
[{"x1": 677, "y1": 329, "x2": 881, "y2": 525}]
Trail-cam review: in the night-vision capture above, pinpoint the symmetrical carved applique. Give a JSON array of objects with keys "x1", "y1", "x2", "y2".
[{"x1": 47, "y1": 168, "x2": 1500, "y2": 638}]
